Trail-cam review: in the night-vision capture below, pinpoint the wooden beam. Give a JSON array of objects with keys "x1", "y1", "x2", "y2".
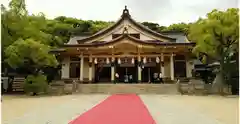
[{"x1": 80, "y1": 54, "x2": 176, "y2": 58}]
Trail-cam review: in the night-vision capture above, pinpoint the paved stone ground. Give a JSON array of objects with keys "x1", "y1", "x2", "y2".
[
  {"x1": 2, "y1": 94, "x2": 238, "y2": 124},
  {"x1": 140, "y1": 95, "x2": 238, "y2": 124},
  {"x1": 2, "y1": 95, "x2": 109, "y2": 124}
]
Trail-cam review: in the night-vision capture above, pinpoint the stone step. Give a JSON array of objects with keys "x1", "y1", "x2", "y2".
[
  {"x1": 76, "y1": 84, "x2": 178, "y2": 94},
  {"x1": 12, "y1": 78, "x2": 25, "y2": 91}
]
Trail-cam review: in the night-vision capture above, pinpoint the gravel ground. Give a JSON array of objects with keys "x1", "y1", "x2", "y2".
[{"x1": 2, "y1": 94, "x2": 238, "y2": 124}]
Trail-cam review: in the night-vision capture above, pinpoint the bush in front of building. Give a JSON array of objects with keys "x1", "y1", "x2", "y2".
[{"x1": 24, "y1": 73, "x2": 49, "y2": 95}]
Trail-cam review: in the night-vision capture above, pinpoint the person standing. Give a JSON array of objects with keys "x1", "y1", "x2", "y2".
[
  {"x1": 159, "y1": 72, "x2": 164, "y2": 84},
  {"x1": 153, "y1": 72, "x2": 158, "y2": 83},
  {"x1": 124, "y1": 75, "x2": 129, "y2": 83},
  {"x1": 115, "y1": 73, "x2": 119, "y2": 84},
  {"x1": 129, "y1": 75, "x2": 133, "y2": 83}
]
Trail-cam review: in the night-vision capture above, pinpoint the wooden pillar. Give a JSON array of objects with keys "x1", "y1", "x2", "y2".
[
  {"x1": 89, "y1": 56, "x2": 93, "y2": 83},
  {"x1": 161, "y1": 53, "x2": 165, "y2": 78},
  {"x1": 110, "y1": 46, "x2": 115, "y2": 83},
  {"x1": 137, "y1": 45, "x2": 142, "y2": 83},
  {"x1": 111, "y1": 57, "x2": 115, "y2": 83},
  {"x1": 137, "y1": 55, "x2": 142, "y2": 83},
  {"x1": 170, "y1": 53, "x2": 174, "y2": 80},
  {"x1": 80, "y1": 54, "x2": 84, "y2": 83}
]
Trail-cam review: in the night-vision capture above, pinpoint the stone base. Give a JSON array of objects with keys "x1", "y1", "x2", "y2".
[
  {"x1": 76, "y1": 84, "x2": 178, "y2": 94},
  {"x1": 111, "y1": 80, "x2": 115, "y2": 83}
]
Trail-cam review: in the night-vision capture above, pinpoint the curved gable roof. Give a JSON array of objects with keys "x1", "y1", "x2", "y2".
[
  {"x1": 63, "y1": 34, "x2": 195, "y2": 47},
  {"x1": 76, "y1": 6, "x2": 175, "y2": 44}
]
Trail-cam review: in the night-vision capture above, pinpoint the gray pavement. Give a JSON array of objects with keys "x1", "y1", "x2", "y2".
[
  {"x1": 2, "y1": 95, "x2": 109, "y2": 124},
  {"x1": 2, "y1": 94, "x2": 237, "y2": 124},
  {"x1": 140, "y1": 95, "x2": 224, "y2": 124}
]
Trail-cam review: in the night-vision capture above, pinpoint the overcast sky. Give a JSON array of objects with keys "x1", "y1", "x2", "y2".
[{"x1": 2, "y1": 0, "x2": 238, "y2": 26}]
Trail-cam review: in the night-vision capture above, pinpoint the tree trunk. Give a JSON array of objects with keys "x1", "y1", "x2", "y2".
[{"x1": 212, "y1": 62, "x2": 225, "y2": 95}]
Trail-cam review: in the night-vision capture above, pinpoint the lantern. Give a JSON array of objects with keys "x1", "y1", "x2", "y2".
[
  {"x1": 94, "y1": 58, "x2": 98, "y2": 64},
  {"x1": 111, "y1": 57, "x2": 115, "y2": 62},
  {"x1": 118, "y1": 58, "x2": 121, "y2": 64},
  {"x1": 156, "y1": 57, "x2": 160, "y2": 63},
  {"x1": 131, "y1": 58, "x2": 135, "y2": 64},
  {"x1": 143, "y1": 57, "x2": 147, "y2": 64},
  {"x1": 106, "y1": 58, "x2": 110, "y2": 64}
]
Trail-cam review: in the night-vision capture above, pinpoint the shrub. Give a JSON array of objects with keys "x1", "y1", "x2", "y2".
[{"x1": 24, "y1": 74, "x2": 48, "y2": 95}]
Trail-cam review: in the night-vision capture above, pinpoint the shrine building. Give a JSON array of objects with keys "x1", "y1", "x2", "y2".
[{"x1": 53, "y1": 6, "x2": 195, "y2": 83}]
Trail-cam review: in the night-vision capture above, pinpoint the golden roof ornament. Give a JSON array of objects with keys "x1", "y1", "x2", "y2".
[{"x1": 123, "y1": 26, "x2": 128, "y2": 34}]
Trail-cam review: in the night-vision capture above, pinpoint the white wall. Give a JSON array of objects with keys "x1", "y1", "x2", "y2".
[
  {"x1": 61, "y1": 57, "x2": 70, "y2": 78},
  {"x1": 140, "y1": 34, "x2": 155, "y2": 40},
  {"x1": 164, "y1": 61, "x2": 170, "y2": 78},
  {"x1": 83, "y1": 59, "x2": 95, "y2": 80},
  {"x1": 100, "y1": 34, "x2": 112, "y2": 41}
]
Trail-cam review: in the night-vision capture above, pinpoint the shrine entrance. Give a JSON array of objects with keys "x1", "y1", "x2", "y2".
[
  {"x1": 115, "y1": 58, "x2": 138, "y2": 83},
  {"x1": 97, "y1": 67, "x2": 111, "y2": 82},
  {"x1": 95, "y1": 63, "x2": 111, "y2": 83},
  {"x1": 116, "y1": 66, "x2": 137, "y2": 83},
  {"x1": 142, "y1": 67, "x2": 155, "y2": 83}
]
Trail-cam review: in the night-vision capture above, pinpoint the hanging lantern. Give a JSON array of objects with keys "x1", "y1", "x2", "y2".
[
  {"x1": 106, "y1": 58, "x2": 110, "y2": 64},
  {"x1": 94, "y1": 58, "x2": 98, "y2": 64},
  {"x1": 131, "y1": 58, "x2": 135, "y2": 64},
  {"x1": 143, "y1": 57, "x2": 147, "y2": 64},
  {"x1": 156, "y1": 57, "x2": 160, "y2": 63},
  {"x1": 118, "y1": 58, "x2": 121, "y2": 64}
]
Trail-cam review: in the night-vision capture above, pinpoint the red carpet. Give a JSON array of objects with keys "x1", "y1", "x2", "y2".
[{"x1": 69, "y1": 94, "x2": 156, "y2": 124}]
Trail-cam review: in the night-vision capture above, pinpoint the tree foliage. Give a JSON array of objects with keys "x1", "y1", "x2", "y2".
[
  {"x1": 163, "y1": 23, "x2": 189, "y2": 33},
  {"x1": 188, "y1": 8, "x2": 239, "y2": 89},
  {"x1": 141, "y1": 22, "x2": 189, "y2": 33},
  {"x1": 24, "y1": 73, "x2": 48, "y2": 95},
  {"x1": 189, "y1": 8, "x2": 238, "y2": 60},
  {"x1": 4, "y1": 38, "x2": 58, "y2": 74}
]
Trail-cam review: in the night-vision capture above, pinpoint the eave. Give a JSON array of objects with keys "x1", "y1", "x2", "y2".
[{"x1": 64, "y1": 34, "x2": 195, "y2": 48}]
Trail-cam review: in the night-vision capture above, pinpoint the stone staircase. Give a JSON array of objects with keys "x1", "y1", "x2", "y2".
[
  {"x1": 12, "y1": 78, "x2": 25, "y2": 91},
  {"x1": 77, "y1": 84, "x2": 178, "y2": 94}
]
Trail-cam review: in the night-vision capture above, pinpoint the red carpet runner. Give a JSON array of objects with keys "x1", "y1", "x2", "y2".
[{"x1": 69, "y1": 94, "x2": 156, "y2": 124}]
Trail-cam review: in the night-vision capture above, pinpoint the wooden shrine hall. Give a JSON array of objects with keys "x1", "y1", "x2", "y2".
[{"x1": 52, "y1": 6, "x2": 195, "y2": 83}]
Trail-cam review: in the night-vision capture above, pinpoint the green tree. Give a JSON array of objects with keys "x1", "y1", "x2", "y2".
[
  {"x1": 163, "y1": 22, "x2": 189, "y2": 33},
  {"x1": 4, "y1": 38, "x2": 58, "y2": 74},
  {"x1": 188, "y1": 8, "x2": 239, "y2": 94},
  {"x1": 142, "y1": 22, "x2": 161, "y2": 32},
  {"x1": 24, "y1": 73, "x2": 48, "y2": 95},
  {"x1": 8, "y1": 0, "x2": 27, "y2": 16}
]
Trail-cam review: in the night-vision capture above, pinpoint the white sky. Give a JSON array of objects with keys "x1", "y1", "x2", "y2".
[{"x1": 1, "y1": 0, "x2": 238, "y2": 26}]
